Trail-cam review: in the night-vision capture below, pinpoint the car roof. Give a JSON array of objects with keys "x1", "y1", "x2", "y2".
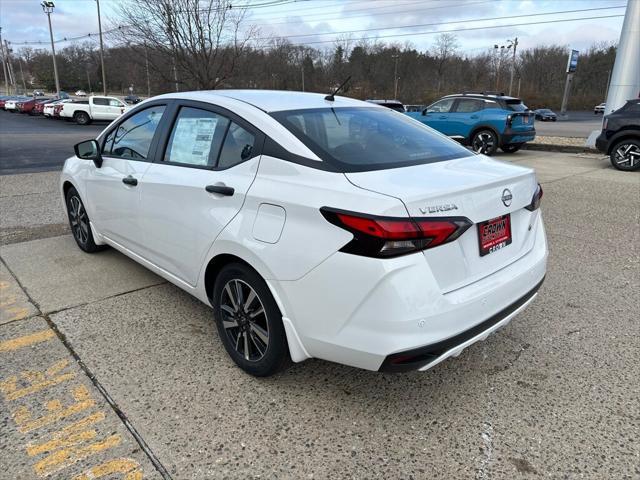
[
  {"x1": 366, "y1": 99, "x2": 403, "y2": 105},
  {"x1": 442, "y1": 93, "x2": 521, "y2": 101},
  {"x1": 152, "y1": 90, "x2": 372, "y2": 113}
]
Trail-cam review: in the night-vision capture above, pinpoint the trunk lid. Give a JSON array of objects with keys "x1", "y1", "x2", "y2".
[{"x1": 345, "y1": 154, "x2": 539, "y2": 292}]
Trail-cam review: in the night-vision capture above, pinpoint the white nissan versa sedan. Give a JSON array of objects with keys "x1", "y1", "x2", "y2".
[{"x1": 60, "y1": 90, "x2": 547, "y2": 376}]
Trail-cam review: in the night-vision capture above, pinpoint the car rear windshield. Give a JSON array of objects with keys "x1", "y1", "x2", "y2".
[
  {"x1": 271, "y1": 107, "x2": 473, "y2": 172},
  {"x1": 505, "y1": 99, "x2": 528, "y2": 112}
]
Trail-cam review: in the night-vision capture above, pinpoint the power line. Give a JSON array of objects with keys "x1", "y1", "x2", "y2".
[
  {"x1": 280, "y1": 13, "x2": 626, "y2": 47},
  {"x1": 255, "y1": 5, "x2": 626, "y2": 40},
  {"x1": 248, "y1": 0, "x2": 490, "y2": 25}
]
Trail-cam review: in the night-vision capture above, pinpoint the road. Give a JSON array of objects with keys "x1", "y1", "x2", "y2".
[
  {"x1": 534, "y1": 111, "x2": 603, "y2": 138},
  {"x1": 0, "y1": 110, "x2": 105, "y2": 175},
  {"x1": 1, "y1": 141, "x2": 638, "y2": 478}
]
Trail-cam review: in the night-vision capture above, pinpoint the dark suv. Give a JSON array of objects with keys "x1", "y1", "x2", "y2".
[{"x1": 596, "y1": 99, "x2": 640, "y2": 171}]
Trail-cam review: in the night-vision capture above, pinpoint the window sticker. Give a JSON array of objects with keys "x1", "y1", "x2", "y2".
[{"x1": 169, "y1": 117, "x2": 218, "y2": 165}]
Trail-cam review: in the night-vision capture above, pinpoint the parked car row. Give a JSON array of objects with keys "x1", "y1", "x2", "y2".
[{"x1": 0, "y1": 94, "x2": 130, "y2": 124}]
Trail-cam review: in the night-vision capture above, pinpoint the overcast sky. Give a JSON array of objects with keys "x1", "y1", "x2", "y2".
[{"x1": 0, "y1": 0, "x2": 627, "y2": 54}]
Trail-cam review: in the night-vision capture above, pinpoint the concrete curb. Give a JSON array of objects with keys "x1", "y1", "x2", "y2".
[{"x1": 523, "y1": 143, "x2": 600, "y2": 155}]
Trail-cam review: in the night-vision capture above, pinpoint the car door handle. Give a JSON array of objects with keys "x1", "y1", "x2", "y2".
[
  {"x1": 205, "y1": 184, "x2": 234, "y2": 196},
  {"x1": 439, "y1": 115, "x2": 447, "y2": 119},
  {"x1": 470, "y1": 115, "x2": 480, "y2": 119},
  {"x1": 122, "y1": 175, "x2": 138, "y2": 186}
]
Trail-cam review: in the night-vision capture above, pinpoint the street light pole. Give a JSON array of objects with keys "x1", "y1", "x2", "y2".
[
  {"x1": 392, "y1": 54, "x2": 399, "y2": 99},
  {"x1": 95, "y1": 0, "x2": 107, "y2": 96},
  {"x1": 41, "y1": 1, "x2": 61, "y2": 97}
]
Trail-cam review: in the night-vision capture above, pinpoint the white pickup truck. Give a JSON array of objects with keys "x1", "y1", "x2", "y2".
[{"x1": 60, "y1": 96, "x2": 129, "y2": 125}]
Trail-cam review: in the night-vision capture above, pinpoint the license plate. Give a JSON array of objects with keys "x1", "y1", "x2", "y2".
[
  {"x1": 478, "y1": 214, "x2": 512, "y2": 256},
  {"x1": 523, "y1": 115, "x2": 530, "y2": 124}
]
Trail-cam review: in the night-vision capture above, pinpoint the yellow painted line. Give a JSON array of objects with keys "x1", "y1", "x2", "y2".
[
  {"x1": 27, "y1": 411, "x2": 106, "y2": 457},
  {"x1": 0, "y1": 329, "x2": 55, "y2": 353},
  {"x1": 34, "y1": 433, "x2": 121, "y2": 477},
  {"x1": 1, "y1": 359, "x2": 76, "y2": 402},
  {"x1": 14, "y1": 384, "x2": 95, "y2": 433},
  {"x1": 73, "y1": 458, "x2": 143, "y2": 480}
]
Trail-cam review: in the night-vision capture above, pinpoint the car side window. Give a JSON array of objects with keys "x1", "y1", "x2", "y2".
[
  {"x1": 93, "y1": 98, "x2": 109, "y2": 106},
  {"x1": 455, "y1": 99, "x2": 484, "y2": 113},
  {"x1": 217, "y1": 123, "x2": 257, "y2": 169},
  {"x1": 427, "y1": 99, "x2": 455, "y2": 113},
  {"x1": 483, "y1": 100, "x2": 499, "y2": 109},
  {"x1": 104, "y1": 105, "x2": 165, "y2": 160},
  {"x1": 164, "y1": 107, "x2": 230, "y2": 167},
  {"x1": 109, "y1": 99, "x2": 123, "y2": 107}
]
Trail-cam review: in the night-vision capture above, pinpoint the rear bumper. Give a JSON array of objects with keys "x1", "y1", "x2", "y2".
[
  {"x1": 275, "y1": 212, "x2": 548, "y2": 371},
  {"x1": 380, "y1": 276, "x2": 544, "y2": 372},
  {"x1": 501, "y1": 127, "x2": 536, "y2": 146}
]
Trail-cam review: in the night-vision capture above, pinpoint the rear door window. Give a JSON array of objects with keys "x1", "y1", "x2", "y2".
[
  {"x1": 454, "y1": 99, "x2": 484, "y2": 113},
  {"x1": 426, "y1": 99, "x2": 455, "y2": 113},
  {"x1": 163, "y1": 107, "x2": 230, "y2": 167}
]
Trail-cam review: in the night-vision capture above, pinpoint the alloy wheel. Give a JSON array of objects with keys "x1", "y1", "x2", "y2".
[
  {"x1": 472, "y1": 132, "x2": 495, "y2": 154},
  {"x1": 68, "y1": 196, "x2": 89, "y2": 245},
  {"x1": 613, "y1": 143, "x2": 640, "y2": 168},
  {"x1": 219, "y1": 279, "x2": 269, "y2": 362}
]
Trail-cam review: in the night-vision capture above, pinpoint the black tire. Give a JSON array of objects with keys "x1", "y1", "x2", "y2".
[
  {"x1": 212, "y1": 263, "x2": 290, "y2": 377},
  {"x1": 65, "y1": 186, "x2": 105, "y2": 253},
  {"x1": 75, "y1": 111, "x2": 91, "y2": 125},
  {"x1": 501, "y1": 144, "x2": 522, "y2": 154},
  {"x1": 609, "y1": 138, "x2": 640, "y2": 171},
  {"x1": 471, "y1": 129, "x2": 498, "y2": 155}
]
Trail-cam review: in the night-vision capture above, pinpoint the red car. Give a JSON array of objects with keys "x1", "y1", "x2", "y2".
[{"x1": 22, "y1": 98, "x2": 53, "y2": 115}]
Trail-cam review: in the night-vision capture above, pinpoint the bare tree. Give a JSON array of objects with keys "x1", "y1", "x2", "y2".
[
  {"x1": 113, "y1": 0, "x2": 256, "y2": 90},
  {"x1": 431, "y1": 33, "x2": 459, "y2": 93}
]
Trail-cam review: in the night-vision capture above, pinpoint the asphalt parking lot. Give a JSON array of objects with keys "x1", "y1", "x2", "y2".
[
  {"x1": 534, "y1": 111, "x2": 603, "y2": 138},
  {"x1": 0, "y1": 112, "x2": 639, "y2": 479},
  {"x1": 0, "y1": 110, "x2": 105, "y2": 175}
]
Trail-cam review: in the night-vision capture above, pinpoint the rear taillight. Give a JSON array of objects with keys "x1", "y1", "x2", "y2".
[
  {"x1": 321, "y1": 208, "x2": 472, "y2": 258},
  {"x1": 506, "y1": 114, "x2": 513, "y2": 127},
  {"x1": 603, "y1": 118, "x2": 608, "y2": 130},
  {"x1": 525, "y1": 184, "x2": 543, "y2": 211}
]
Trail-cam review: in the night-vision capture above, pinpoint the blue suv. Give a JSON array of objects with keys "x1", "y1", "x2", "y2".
[{"x1": 405, "y1": 92, "x2": 536, "y2": 155}]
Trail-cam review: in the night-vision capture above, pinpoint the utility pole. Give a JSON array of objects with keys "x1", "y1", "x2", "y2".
[
  {"x1": 86, "y1": 68, "x2": 92, "y2": 92},
  {"x1": 41, "y1": 1, "x2": 61, "y2": 97},
  {"x1": 95, "y1": 0, "x2": 107, "y2": 95},
  {"x1": 517, "y1": 76, "x2": 521, "y2": 97},
  {"x1": 0, "y1": 27, "x2": 10, "y2": 95},
  {"x1": 301, "y1": 63, "x2": 305, "y2": 92},
  {"x1": 4, "y1": 40, "x2": 17, "y2": 92},
  {"x1": 392, "y1": 54, "x2": 399, "y2": 99},
  {"x1": 173, "y1": 61, "x2": 179, "y2": 92},
  {"x1": 144, "y1": 43, "x2": 151, "y2": 97},
  {"x1": 493, "y1": 45, "x2": 505, "y2": 91},
  {"x1": 508, "y1": 37, "x2": 518, "y2": 96},
  {"x1": 18, "y1": 57, "x2": 27, "y2": 92}
]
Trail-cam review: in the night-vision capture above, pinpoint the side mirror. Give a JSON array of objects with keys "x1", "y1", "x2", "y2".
[
  {"x1": 74, "y1": 139, "x2": 102, "y2": 168},
  {"x1": 422, "y1": 109, "x2": 429, "y2": 116}
]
